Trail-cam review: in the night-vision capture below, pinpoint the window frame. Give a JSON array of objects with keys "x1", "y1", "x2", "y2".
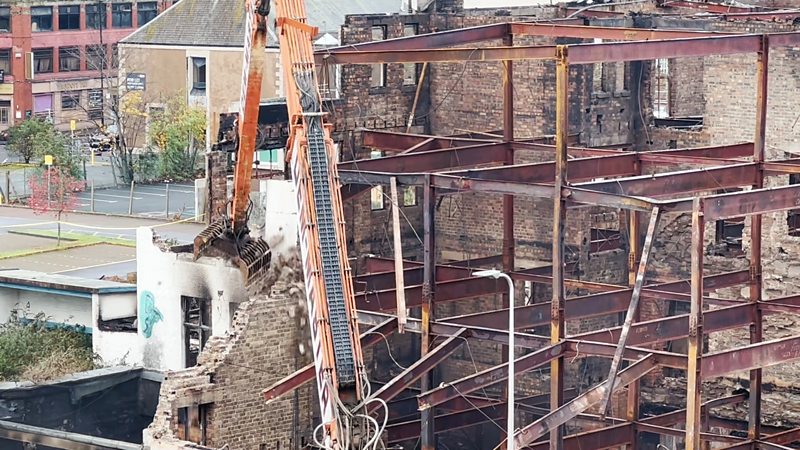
[
  {"x1": 61, "y1": 91, "x2": 80, "y2": 110},
  {"x1": 111, "y1": 3, "x2": 132, "y2": 28},
  {"x1": 86, "y1": 4, "x2": 105, "y2": 29},
  {"x1": 31, "y1": 6, "x2": 54, "y2": 32},
  {"x1": 370, "y1": 25, "x2": 387, "y2": 88},
  {"x1": 0, "y1": 7, "x2": 11, "y2": 33},
  {"x1": 137, "y1": 1, "x2": 157, "y2": 26},
  {"x1": 59, "y1": 47, "x2": 81, "y2": 72},
  {"x1": 402, "y1": 24, "x2": 419, "y2": 86},
  {"x1": 191, "y1": 56, "x2": 206, "y2": 92},
  {"x1": 369, "y1": 149, "x2": 385, "y2": 210},
  {"x1": 58, "y1": 5, "x2": 81, "y2": 30},
  {"x1": 0, "y1": 49, "x2": 10, "y2": 75},
  {"x1": 86, "y1": 45, "x2": 107, "y2": 70},
  {"x1": 0, "y1": 100, "x2": 9, "y2": 125},
  {"x1": 33, "y1": 48, "x2": 54, "y2": 74}
]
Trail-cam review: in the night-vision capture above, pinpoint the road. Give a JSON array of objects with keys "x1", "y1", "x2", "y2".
[
  {"x1": 0, "y1": 206, "x2": 205, "y2": 244},
  {"x1": 74, "y1": 182, "x2": 197, "y2": 219},
  {"x1": 0, "y1": 206, "x2": 205, "y2": 277}
]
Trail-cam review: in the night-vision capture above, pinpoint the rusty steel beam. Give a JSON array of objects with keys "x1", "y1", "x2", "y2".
[
  {"x1": 339, "y1": 142, "x2": 509, "y2": 173},
  {"x1": 513, "y1": 355, "x2": 659, "y2": 448},
  {"x1": 757, "y1": 442, "x2": 796, "y2": 450},
  {"x1": 367, "y1": 328, "x2": 468, "y2": 413},
  {"x1": 564, "y1": 340, "x2": 687, "y2": 369},
  {"x1": 764, "y1": 427, "x2": 800, "y2": 445},
  {"x1": 636, "y1": 423, "x2": 747, "y2": 444},
  {"x1": 646, "y1": 142, "x2": 754, "y2": 160},
  {"x1": 527, "y1": 423, "x2": 634, "y2": 450},
  {"x1": 509, "y1": 22, "x2": 731, "y2": 40},
  {"x1": 550, "y1": 47, "x2": 569, "y2": 450},
  {"x1": 640, "y1": 393, "x2": 749, "y2": 427},
  {"x1": 262, "y1": 318, "x2": 398, "y2": 401},
  {"x1": 599, "y1": 206, "x2": 660, "y2": 417},
  {"x1": 703, "y1": 334, "x2": 800, "y2": 378},
  {"x1": 686, "y1": 197, "x2": 705, "y2": 450},
  {"x1": 576, "y1": 163, "x2": 758, "y2": 198},
  {"x1": 333, "y1": 22, "x2": 511, "y2": 54},
  {"x1": 420, "y1": 174, "x2": 436, "y2": 450},
  {"x1": 763, "y1": 160, "x2": 800, "y2": 176},
  {"x1": 360, "y1": 130, "x2": 495, "y2": 151},
  {"x1": 702, "y1": 184, "x2": 800, "y2": 220},
  {"x1": 387, "y1": 404, "x2": 507, "y2": 443},
  {"x1": 417, "y1": 343, "x2": 564, "y2": 410},
  {"x1": 444, "y1": 153, "x2": 638, "y2": 183},
  {"x1": 316, "y1": 33, "x2": 791, "y2": 65},
  {"x1": 356, "y1": 276, "x2": 500, "y2": 311}
]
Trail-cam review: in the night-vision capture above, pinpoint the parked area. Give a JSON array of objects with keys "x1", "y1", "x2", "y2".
[{"x1": 74, "y1": 182, "x2": 197, "y2": 219}]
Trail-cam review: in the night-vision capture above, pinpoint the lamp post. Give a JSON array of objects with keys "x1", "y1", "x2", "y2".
[{"x1": 473, "y1": 269, "x2": 515, "y2": 449}]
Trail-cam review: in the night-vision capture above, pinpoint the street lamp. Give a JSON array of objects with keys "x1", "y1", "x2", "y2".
[{"x1": 472, "y1": 269, "x2": 515, "y2": 449}]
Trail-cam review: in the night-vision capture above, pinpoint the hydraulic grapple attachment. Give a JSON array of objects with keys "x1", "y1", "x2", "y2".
[{"x1": 193, "y1": 219, "x2": 272, "y2": 287}]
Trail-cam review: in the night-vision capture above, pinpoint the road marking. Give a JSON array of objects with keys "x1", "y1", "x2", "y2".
[
  {"x1": 53, "y1": 258, "x2": 136, "y2": 274},
  {"x1": 75, "y1": 196, "x2": 116, "y2": 203},
  {"x1": 93, "y1": 193, "x2": 143, "y2": 200}
]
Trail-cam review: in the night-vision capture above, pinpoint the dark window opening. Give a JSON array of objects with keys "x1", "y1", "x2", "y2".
[
  {"x1": 402, "y1": 24, "x2": 419, "y2": 86},
  {"x1": 176, "y1": 404, "x2": 209, "y2": 445},
  {"x1": 31, "y1": 6, "x2": 53, "y2": 32},
  {"x1": 59, "y1": 47, "x2": 80, "y2": 72},
  {"x1": 0, "y1": 100, "x2": 10, "y2": 125},
  {"x1": 33, "y1": 48, "x2": 53, "y2": 74},
  {"x1": 710, "y1": 189, "x2": 744, "y2": 256},
  {"x1": 61, "y1": 91, "x2": 80, "y2": 110},
  {"x1": 182, "y1": 295, "x2": 211, "y2": 368},
  {"x1": 788, "y1": 173, "x2": 800, "y2": 236},
  {"x1": 111, "y1": 3, "x2": 132, "y2": 28},
  {"x1": 0, "y1": 49, "x2": 10, "y2": 74},
  {"x1": 58, "y1": 5, "x2": 81, "y2": 30},
  {"x1": 191, "y1": 57, "x2": 206, "y2": 92},
  {"x1": 589, "y1": 228, "x2": 622, "y2": 254},
  {"x1": 87, "y1": 45, "x2": 106, "y2": 70},
  {"x1": 137, "y1": 2, "x2": 157, "y2": 25},
  {"x1": 0, "y1": 7, "x2": 11, "y2": 32},
  {"x1": 97, "y1": 316, "x2": 136, "y2": 332},
  {"x1": 111, "y1": 44, "x2": 119, "y2": 69},
  {"x1": 370, "y1": 26, "x2": 386, "y2": 88},
  {"x1": 86, "y1": 4, "x2": 106, "y2": 29}
]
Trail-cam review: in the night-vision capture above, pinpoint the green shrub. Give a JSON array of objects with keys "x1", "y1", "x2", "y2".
[{"x1": 0, "y1": 308, "x2": 96, "y2": 381}]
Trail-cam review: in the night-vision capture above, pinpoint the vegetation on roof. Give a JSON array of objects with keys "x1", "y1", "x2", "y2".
[{"x1": 0, "y1": 308, "x2": 96, "y2": 382}]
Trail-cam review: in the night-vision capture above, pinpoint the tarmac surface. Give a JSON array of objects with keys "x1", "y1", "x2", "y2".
[{"x1": 0, "y1": 206, "x2": 206, "y2": 277}]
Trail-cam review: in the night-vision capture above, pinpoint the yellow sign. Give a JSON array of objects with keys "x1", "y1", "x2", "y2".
[
  {"x1": 0, "y1": 84, "x2": 13, "y2": 95},
  {"x1": 44, "y1": 154, "x2": 53, "y2": 166},
  {"x1": 70, "y1": 119, "x2": 76, "y2": 131}
]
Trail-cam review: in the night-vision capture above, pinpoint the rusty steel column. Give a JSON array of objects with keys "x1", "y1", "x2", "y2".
[
  {"x1": 502, "y1": 34, "x2": 516, "y2": 447},
  {"x1": 421, "y1": 174, "x2": 436, "y2": 450},
  {"x1": 626, "y1": 208, "x2": 641, "y2": 449},
  {"x1": 550, "y1": 45, "x2": 569, "y2": 450},
  {"x1": 686, "y1": 197, "x2": 705, "y2": 450},
  {"x1": 749, "y1": 34, "x2": 769, "y2": 441}
]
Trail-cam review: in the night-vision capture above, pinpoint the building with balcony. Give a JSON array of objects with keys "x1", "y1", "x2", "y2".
[{"x1": 0, "y1": 0, "x2": 173, "y2": 134}]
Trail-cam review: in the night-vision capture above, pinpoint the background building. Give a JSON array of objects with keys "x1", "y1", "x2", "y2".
[{"x1": 0, "y1": 0, "x2": 174, "y2": 134}]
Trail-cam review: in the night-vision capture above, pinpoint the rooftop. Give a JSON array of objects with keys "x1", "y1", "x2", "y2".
[
  {"x1": 0, "y1": 269, "x2": 136, "y2": 296},
  {"x1": 122, "y1": 0, "x2": 401, "y2": 48}
]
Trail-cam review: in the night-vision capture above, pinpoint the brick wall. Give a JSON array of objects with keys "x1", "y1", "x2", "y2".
[{"x1": 145, "y1": 253, "x2": 316, "y2": 450}]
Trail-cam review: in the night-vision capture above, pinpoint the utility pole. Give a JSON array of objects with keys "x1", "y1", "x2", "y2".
[{"x1": 98, "y1": 0, "x2": 106, "y2": 129}]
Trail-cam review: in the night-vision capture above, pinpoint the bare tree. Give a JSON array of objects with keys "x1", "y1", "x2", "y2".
[{"x1": 62, "y1": 45, "x2": 149, "y2": 184}]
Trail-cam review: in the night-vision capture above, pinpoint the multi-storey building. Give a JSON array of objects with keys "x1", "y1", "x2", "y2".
[{"x1": 0, "y1": 0, "x2": 173, "y2": 133}]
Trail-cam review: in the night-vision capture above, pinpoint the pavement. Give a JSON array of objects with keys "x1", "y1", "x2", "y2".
[
  {"x1": 74, "y1": 182, "x2": 197, "y2": 219},
  {"x1": 0, "y1": 206, "x2": 206, "y2": 277}
]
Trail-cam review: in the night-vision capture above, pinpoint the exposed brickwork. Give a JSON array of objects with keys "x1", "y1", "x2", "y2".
[{"x1": 145, "y1": 253, "x2": 316, "y2": 450}]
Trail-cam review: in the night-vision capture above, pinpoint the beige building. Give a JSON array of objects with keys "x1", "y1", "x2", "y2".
[{"x1": 118, "y1": 0, "x2": 281, "y2": 148}]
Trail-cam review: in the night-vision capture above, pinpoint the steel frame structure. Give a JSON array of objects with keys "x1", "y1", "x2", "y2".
[{"x1": 267, "y1": 20, "x2": 800, "y2": 450}]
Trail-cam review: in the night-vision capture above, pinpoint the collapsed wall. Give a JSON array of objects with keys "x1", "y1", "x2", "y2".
[{"x1": 144, "y1": 250, "x2": 316, "y2": 449}]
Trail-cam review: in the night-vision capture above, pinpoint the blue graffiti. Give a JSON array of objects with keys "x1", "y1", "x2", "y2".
[{"x1": 140, "y1": 290, "x2": 163, "y2": 338}]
